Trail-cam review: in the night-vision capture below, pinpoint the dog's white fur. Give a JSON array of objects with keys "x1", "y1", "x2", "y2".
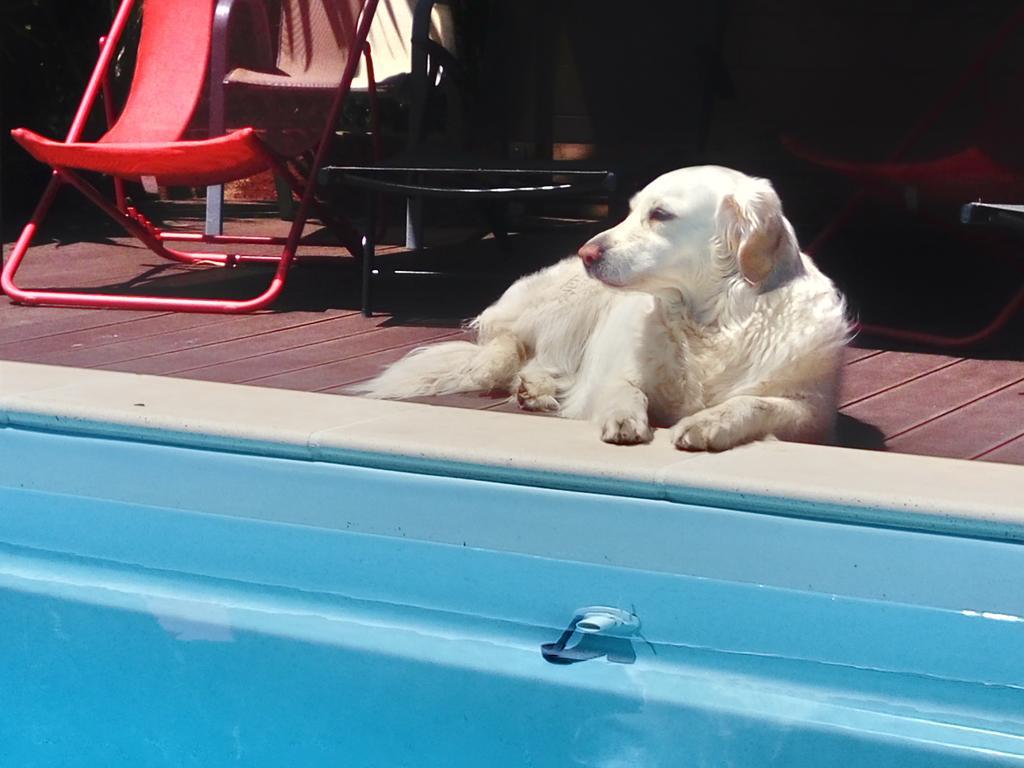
[{"x1": 353, "y1": 166, "x2": 850, "y2": 450}]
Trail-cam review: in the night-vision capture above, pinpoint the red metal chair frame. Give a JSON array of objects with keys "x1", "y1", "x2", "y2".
[{"x1": 2, "y1": 0, "x2": 380, "y2": 313}]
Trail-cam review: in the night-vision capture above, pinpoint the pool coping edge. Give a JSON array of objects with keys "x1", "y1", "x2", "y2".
[{"x1": 2, "y1": 361, "x2": 1023, "y2": 539}]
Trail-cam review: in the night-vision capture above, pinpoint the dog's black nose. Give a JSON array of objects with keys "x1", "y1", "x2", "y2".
[{"x1": 578, "y1": 242, "x2": 603, "y2": 266}]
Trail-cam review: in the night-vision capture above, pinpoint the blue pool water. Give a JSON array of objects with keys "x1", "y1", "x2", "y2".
[{"x1": 1, "y1": 426, "x2": 1022, "y2": 766}]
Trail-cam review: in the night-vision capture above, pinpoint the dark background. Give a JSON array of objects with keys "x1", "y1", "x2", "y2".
[
  {"x1": 2, "y1": 1, "x2": 117, "y2": 230},
  {"x1": 3, "y1": 1, "x2": 1023, "y2": 343}
]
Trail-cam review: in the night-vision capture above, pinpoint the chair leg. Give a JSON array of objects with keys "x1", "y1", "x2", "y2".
[
  {"x1": 271, "y1": 156, "x2": 363, "y2": 258},
  {"x1": 205, "y1": 184, "x2": 225, "y2": 236},
  {"x1": 362, "y1": 199, "x2": 376, "y2": 317},
  {"x1": 405, "y1": 196, "x2": 423, "y2": 250},
  {"x1": 482, "y1": 201, "x2": 509, "y2": 245},
  {"x1": 273, "y1": 174, "x2": 296, "y2": 220}
]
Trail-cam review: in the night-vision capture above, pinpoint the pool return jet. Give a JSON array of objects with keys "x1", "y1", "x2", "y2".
[{"x1": 541, "y1": 607, "x2": 641, "y2": 665}]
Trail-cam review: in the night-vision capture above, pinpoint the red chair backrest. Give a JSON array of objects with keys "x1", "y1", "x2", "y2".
[{"x1": 102, "y1": 0, "x2": 216, "y2": 144}]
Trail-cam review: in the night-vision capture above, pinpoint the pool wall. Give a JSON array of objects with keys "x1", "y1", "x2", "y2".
[
  {"x1": 2, "y1": 362, "x2": 1024, "y2": 767},
  {"x1": 3, "y1": 360, "x2": 1024, "y2": 638}
]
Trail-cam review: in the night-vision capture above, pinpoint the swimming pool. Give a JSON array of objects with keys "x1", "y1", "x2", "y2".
[{"x1": 2, "y1": 362, "x2": 1023, "y2": 766}]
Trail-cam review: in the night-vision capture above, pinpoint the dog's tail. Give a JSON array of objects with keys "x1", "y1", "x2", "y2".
[{"x1": 347, "y1": 335, "x2": 523, "y2": 399}]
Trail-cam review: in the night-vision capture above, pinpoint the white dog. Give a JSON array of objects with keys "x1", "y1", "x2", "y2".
[{"x1": 354, "y1": 166, "x2": 850, "y2": 450}]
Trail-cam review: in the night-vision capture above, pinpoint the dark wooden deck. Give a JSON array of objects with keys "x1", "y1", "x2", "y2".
[{"x1": 3, "y1": 204, "x2": 1022, "y2": 465}]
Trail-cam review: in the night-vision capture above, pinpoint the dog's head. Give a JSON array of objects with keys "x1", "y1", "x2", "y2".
[{"x1": 579, "y1": 166, "x2": 801, "y2": 300}]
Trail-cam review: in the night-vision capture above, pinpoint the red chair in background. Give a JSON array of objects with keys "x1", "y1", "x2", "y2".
[
  {"x1": 785, "y1": 6, "x2": 1024, "y2": 349},
  {"x1": 3, "y1": 0, "x2": 380, "y2": 313}
]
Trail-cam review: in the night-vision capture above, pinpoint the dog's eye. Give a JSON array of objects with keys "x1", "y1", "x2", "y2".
[{"x1": 648, "y1": 207, "x2": 676, "y2": 223}]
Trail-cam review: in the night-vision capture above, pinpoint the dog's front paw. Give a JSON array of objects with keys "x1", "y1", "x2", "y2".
[
  {"x1": 671, "y1": 410, "x2": 745, "y2": 452},
  {"x1": 599, "y1": 411, "x2": 654, "y2": 445},
  {"x1": 514, "y1": 374, "x2": 559, "y2": 412}
]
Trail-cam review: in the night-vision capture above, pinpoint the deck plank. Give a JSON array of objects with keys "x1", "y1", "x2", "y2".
[
  {"x1": 838, "y1": 351, "x2": 960, "y2": 406},
  {"x1": 885, "y1": 380, "x2": 1024, "y2": 459},
  {"x1": 0, "y1": 311, "x2": 235, "y2": 358},
  {"x1": 841, "y1": 359, "x2": 1024, "y2": 438},
  {"x1": 15, "y1": 311, "x2": 356, "y2": 369},
  {"x1": 843, "y1": 347, "x2": 883, "y2": 364},
  {"x1": 104, "y1": 313, "x2": 368, "y2": 376},
  {"x1": 0, "y1": 306, "x2": 168, "y2": 345},
  {"x1": 978, "y1": 434, "x2": 1024, "y2": 464},
  {"x1": 10, "y1": 238, "x2": 182, "y2": 285},
  {"x1": 183, "y1": 328, "x2": 469, "y2": 387}
]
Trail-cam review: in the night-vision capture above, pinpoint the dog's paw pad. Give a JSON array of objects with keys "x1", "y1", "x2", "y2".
[{"x1": 600, "y1": 413, "x2": 654, "y2": 445}]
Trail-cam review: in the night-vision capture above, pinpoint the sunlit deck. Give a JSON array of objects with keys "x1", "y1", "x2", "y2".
[{"x1": 3, "y1": 204, "x2": 1022, "y2": 464}]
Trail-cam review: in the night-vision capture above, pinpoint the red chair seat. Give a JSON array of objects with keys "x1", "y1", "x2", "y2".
[{"x1": 11, "y1": 127, "x2": 269, "y2": 187}]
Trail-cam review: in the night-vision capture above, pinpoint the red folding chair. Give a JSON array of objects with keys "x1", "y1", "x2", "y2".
[
  {"x1": 783, "y1": 6, "x2": 1024, "y2": 348},
  {"x1": 3, "y1": 0, "x2": 380, "y2": 313}
]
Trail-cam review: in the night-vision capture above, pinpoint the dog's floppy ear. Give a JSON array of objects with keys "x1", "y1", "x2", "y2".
[{"x1": 718, "y1": 179, "x2": 800, "y2": 286}]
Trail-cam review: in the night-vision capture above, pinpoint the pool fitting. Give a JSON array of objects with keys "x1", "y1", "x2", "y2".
[{"x1": 541, "y1": 606, "x2": 641, "y2": 665}]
